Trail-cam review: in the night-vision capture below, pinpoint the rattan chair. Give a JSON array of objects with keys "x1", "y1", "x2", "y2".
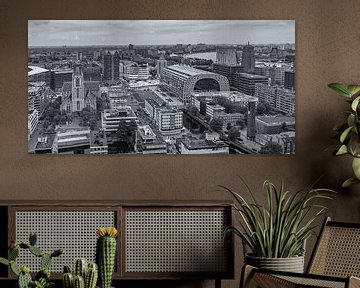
[{"x1": 241, "y1": 217, "x2": 360, "y2": 288}]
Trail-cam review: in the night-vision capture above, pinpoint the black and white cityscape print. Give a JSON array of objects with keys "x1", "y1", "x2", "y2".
[{"x1": 28, "y1": 20, "x2": 295, "y2": 155}]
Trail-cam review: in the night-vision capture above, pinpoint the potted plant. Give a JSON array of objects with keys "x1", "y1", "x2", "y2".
[
  {"x1": 220, "y1": 179, "x2": 334, "y2": 273},
  {"x1": 328, "y1": 83, "x2": 360, "y2": 187},
  {"x1": 0, "y1": 232, "x2": 64, "y2": 288}
]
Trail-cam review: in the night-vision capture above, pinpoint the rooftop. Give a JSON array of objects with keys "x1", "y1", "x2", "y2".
[
  {"x1": 28, "y1": 66, "x2": 49, "y2": 76},
  {"x1": 237, "y1": 73, "x2": 268, "y2": 80},
  {"x1": 256, "y1": 116, "x2": 295, "y2": 125},
  {"x1": 181, "y1": 137, "x2": 228, "y2": 150},
  {"x1": 35, "y1": 134, "x2": 55, "y2": 151},
  {"x1": 165, "y1": 64, "x2": 215, "y2": 77}
]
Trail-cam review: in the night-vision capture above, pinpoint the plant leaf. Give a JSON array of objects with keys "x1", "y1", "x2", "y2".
[
  {"x1": 336, "y1": 145, "x2": 348, "y2": 155},
  {"x1": 347, "y1": 85, "x2": 360, "y2": 97},
  {"x1": 340, "y1": 127, "x2": 352, "y2": 143},
  {"x1": 328, "y1": 83, "x2": 350, "y2": 97},
  {"x1": 351, "y1": 96, "x2": 360, "y2": 111},
  {"x1": 352, "y1": 157, "x2": 360, "y2": 179},
  {"x1": 342, "y1": 177, "x2": 360, "y2": 188}
]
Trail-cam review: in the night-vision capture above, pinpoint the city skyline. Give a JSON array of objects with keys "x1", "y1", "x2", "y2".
[{"x1": 28, "y1": 20, "x2": 295, "y2": 47}]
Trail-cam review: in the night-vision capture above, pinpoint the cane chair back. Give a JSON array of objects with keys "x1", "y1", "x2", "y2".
[{"x1": 307, "y1": 217, "x2": 360, "y2": 278}]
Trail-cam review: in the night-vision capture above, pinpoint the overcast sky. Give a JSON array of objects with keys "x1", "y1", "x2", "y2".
[{"x1": 28, "y1": 20, "x2": 295, "y2": 47}]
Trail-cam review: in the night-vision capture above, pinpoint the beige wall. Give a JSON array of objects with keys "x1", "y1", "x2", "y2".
[{"x1": 1, "y1": 0, "x2": 360, "y2": 287}]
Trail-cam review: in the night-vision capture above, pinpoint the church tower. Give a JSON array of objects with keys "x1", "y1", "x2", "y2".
[{"x1": 71, "y1": 63, "x2": 85, "y2": 112}]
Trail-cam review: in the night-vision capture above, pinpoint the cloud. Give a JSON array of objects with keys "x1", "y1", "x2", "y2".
[{"x1": 28, "y1": 20, "x2": 295, "y2": 46}]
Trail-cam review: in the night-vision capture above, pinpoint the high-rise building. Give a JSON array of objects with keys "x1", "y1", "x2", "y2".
[
  {"x1": 284, "y1": 70, "x2": 295, "y2": 90},
  {"x1": 212, "y1": 64, "x2": 243, "y2": 88},
  {"x1": 241, "y1": 42, "x2": 255, "y2": 73},
  {"x1": 102, "y1": 51, "x2": 120, "y2": 82},
  {"x1": 213, "y1": 48, "x2": 243, "y2": 88},
  {"x1": 51, "y1": 69, "x2": 73, "y2": 91},
  {"x1": 234, "y1": 73, "x2": 268, "y2": 95},
  {"x1": 247, "y1": 101, "x2": 256, "y2": 140},
  {"x1": 216, "y1": 48, "x2": 237, "y2": 66},
  {"x1": 156, "y1": 53, "x2": 167, "y2": 77}
]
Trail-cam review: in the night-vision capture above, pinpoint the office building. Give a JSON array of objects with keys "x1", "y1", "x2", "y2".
[
  {"x1": 234, "y1": 73, "x2": 268, "y2": 95},
  {"x1": 28, "y1": 66, "x2": 51, "y2": 85},
  {"x1": 212, "y1": 64, "x2": 243, "y2": 88},
  {"x1": 51, "y1": 69, "x2": 73, "y2": 91},
  {"x1": 101, "y1": 107, "x2": 138, "y2": 133},
  {"x1": 254, "y1": 84, "x2": 295, "y2": 115},
  {"x1": 102, "y1": 50, "x2": 120, "y2": 82},
  {"x1": 177, "y1": 134, "x2": 229, "y2": 154},
  {"x1": 83, "y1": 66, "x2": 102, "y2": 81},
  {"x1": 218, "y1": 113, "x2": 243, "y2": 127},
  {"x1": 52, "y1": 125, "x2": 91, "y2": 154},
  {"x1": 255, "y1": 116, "x2": 295, "y2": 134},
  {"x1": 155, "y1": 108, "x2": 183, "y2": 135},
  {"x1": 206, "y1": 103, "x2": 226, "y2": 119},
  {"x1": 121, "y1": 63, "x2": 150, "y2": 80},
  {"x1": 28, "y1": 82, "x2": 49, "y2": 118}
]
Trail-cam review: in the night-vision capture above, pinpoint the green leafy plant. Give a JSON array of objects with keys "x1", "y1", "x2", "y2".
[
  {"x1": 328, "y1": 83, "x2": 360, "y2": 187},
  {"x1": 220, "y1": 179, "x2": 335, "y2": 258},
  {"x1": 0, "y1": 232, "x2": 63, "y2": 288}
]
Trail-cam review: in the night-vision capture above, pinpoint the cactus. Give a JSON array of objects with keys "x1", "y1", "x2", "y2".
[
  {"x1": 74, "y1": 258, "x2": 88, "y2": 279},
  {"x1": 85, "y1": 263, "x2": 98, "y2": 288},
  {"x1": 18, "y1": 268, "x2": 32, "y2": 288},
  {"x1": 63, "y1": 260, "x2": 98, "y2": 288},
  {"x1": 41, "y1": 253, "x2": 52, "y2": 270},
  {"x1": 73, "y1": 275, "x2": 85, "y2": 288},
  {"x1": 9, "y1": 246, "x2": 19, "y2": 260},
  {"x1": 29, "y1": 246, "x2": 44, "y2": 257},
  {"x1": 96, "y1": 227, "x2": 118, "y2": 288},
  {"x1": 63, "y1": 272, "x2": 74, "y2": 288},
  {"x1": 0, "y1": 233, "x2": 64, "y2": 288}
]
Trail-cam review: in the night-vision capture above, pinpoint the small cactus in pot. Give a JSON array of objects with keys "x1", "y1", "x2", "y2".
[
  {"x1": 96, "y1": 227, "x2": 118, "y2": 288},
  {"x1": 62, "y1": 259, "x2": 98, "y2": 288}
]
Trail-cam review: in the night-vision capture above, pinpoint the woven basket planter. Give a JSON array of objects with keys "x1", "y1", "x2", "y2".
[{"x1": 245, "y1": 254, "x2": 305, "y2": 273}]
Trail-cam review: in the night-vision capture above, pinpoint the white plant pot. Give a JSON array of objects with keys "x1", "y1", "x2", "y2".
[{"x1": 245, "y1": 254, "x2": 305, "y2": 273}]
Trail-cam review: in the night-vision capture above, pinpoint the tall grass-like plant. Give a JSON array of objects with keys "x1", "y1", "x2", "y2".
[{"x1": 221, "y1": 179, "x2": 335, "y2": 258}]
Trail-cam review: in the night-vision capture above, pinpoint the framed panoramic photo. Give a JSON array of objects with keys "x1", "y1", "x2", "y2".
[{"x1": 27, "y1": 20, "x2": 295, "y2": 155}]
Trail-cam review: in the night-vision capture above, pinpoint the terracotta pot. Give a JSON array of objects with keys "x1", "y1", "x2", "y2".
[{"x1": 245, "y1": 254, "x2": 305, "y2": 273}]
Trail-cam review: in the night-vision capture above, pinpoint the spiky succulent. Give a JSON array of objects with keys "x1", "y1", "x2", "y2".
[{"x1": 96, "y1": 227, "x2": 118, "y2": 288}]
